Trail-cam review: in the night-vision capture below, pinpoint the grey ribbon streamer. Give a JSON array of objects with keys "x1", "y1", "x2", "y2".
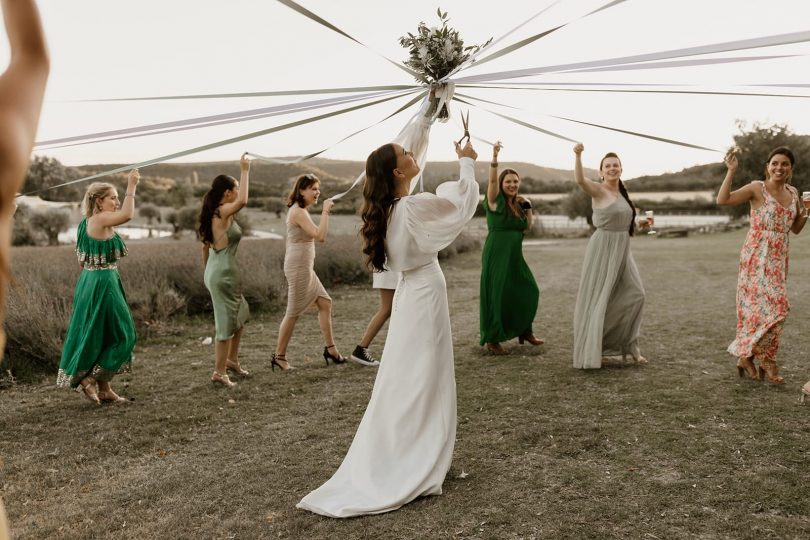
[
  {"x1": 329, "y1": 93, "x2": 438, "y2": 201},
  {"x1": 246, "y1": 91, "x2": 427, "y2": 165},
  {"x1": 274, "y1": 0, "x2": 424, "y2": 82},
  {"x1": 75, "y1": 85, "x2": 419, "y2": 103},
  {"x1": 548, "y1": 115, "x2": 720, "y2": 152},
  {"x1": 36, "y1": 89, "x2": 411, "y2": 148},
  {"x1": 564, "y1": 55, "x2": 798, "y2": 74},
  {"x1": 466, "y1": 0, "x2": 629, "y2": 70},
  {"x1": 21, "y1": 91, "x2": 411, "y2": 196},
  {"x1": 455, "y1": 29, "x2": 810, "y2": 84},
  {"x1": 452, "y1": 96, "x2": 578, "y2": 144},
  {"x1": 457, "y1": 82, "x2": 810, "y2": 100},
  {"x1": 454, "y1": 94, "x2": 718, "y2": 152},
  {"x1": 441, "y1": 0, "x2": 563, "y2": 81}
]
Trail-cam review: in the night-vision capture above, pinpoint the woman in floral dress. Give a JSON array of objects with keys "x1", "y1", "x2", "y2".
[{"x1": 717, "y1": 147, "x2": 808, "y2": 383}]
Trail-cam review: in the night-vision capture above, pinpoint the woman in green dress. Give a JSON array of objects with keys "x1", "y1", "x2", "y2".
[
  {"x1": 480, "y1": 142, "x2": 543, "y2": 355},
  {"x1": 572, "y1": 143, "x2": 647, "y2": 369},
  {"x1": 57, "y1": 171, "x2": 140, "y2": 404},
  {"x1": 198, "y1": 154, "x2": 251, "y2": 388}
]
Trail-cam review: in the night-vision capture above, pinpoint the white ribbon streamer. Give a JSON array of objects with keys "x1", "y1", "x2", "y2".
[
  {"x1": 36, "y1": 89, "x2": 411, "y2": 148},
  {"x1": 455, "y1": 30, "x2": 810, "y2": 84}
]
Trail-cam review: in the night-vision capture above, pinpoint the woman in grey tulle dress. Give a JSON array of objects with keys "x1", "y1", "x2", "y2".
[{"x1": 571, "y1": 143, "x2": 647, "y2": 369}]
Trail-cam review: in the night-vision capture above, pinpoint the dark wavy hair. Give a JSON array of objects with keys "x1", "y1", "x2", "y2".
[
  {"x1": 499, "y1": 168, "x2": 526, "y2": 220},
  {"x1": 600, "y1": 152, "x2": 635, "y2": 236},
  {"x1": 286, "y1": 174, "x2": 320, "y2": 208},
  {"x1": 197, "y1": 174, "x2": 237, "y2": 244},
  {"x1": 360, "y1": 144, "x2": 398, "y2": 272},
  {"x1": 764, "y1": 146, "x2": 795, "y2": 182}
]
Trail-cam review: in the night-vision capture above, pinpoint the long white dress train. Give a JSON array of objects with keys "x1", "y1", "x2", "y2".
[{"x1": 297, "y1": 157, "x2": 479, "y2": 518}]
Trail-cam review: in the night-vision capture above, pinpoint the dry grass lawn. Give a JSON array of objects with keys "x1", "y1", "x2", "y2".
[{"x1": 1, "y1": 230, "x2": 809, "y2": 539}]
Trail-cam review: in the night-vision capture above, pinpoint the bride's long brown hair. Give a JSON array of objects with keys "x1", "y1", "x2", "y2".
[{"x1": 360, "y1": 144, "x2": 398, "y2": 272}]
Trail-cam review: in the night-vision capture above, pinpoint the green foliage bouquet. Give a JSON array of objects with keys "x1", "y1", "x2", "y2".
[{"x1": 399, "y1": 9, "x2": 491, "y2": 120}]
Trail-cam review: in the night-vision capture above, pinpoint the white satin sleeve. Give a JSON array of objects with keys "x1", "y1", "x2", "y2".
[{"x1": 402, "y1": 157, "x2": 479, "y2": 254}]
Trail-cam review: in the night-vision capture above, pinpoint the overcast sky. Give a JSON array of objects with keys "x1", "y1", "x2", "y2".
[{"x1": 3, "y1": 0, "x2": 810, "y2": 178}]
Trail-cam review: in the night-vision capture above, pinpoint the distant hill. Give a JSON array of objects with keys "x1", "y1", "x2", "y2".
[
  {"x1": 71, "y1": 157, "x2": 725, "y2": 200},
  {"x1": 73, "y1": 158, "x2": 603, "y2": 197}
]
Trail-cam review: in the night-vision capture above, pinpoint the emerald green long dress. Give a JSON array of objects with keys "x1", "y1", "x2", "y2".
[
  {"x1": 479, "y1": 192, "x2": 539, "y2": 345},
  {"x1": 204, "y1": 220, "x2": 249, "y2": 341},
  {"x1": 57, "y1": 219, "x2": 136, "y2": 388}
]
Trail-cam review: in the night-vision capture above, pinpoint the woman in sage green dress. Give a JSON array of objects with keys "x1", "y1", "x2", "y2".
[
  {"x1": 480, "y1": 142, "x2": 542, "y2": 355},
  {"x1": 572, "y1": 144, "x2": 647, "y2": 369},
  {"x1": 57, "y1": 171, "x2": 140, "y2": 404},
  {"x1": 198, "y1": 154, "x2": 251, "y2": 388}
]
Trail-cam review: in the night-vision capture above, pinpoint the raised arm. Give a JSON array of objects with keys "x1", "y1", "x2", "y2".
[
  {"x1": 0, "y1": 0, "x2": 50, "y2": 207},
  {"x1": 716, "y1": 151, "x2": 757, "y2": 207},
  {"x1": 92, "y1": 169, "x2": 140, "y2": 227},
  {"x1": 219, "y1": 153, "x2": 250, "y2": 219},
  {"x1": 573, "y1": 143, "x2": 603, "y2": 199},
  {"x1": 291, "y1": 200, "x2": 334, "y2": 243},
  {"x1": 487, "y1": 142, "x2": 502, "y2": 211},
  {"x1": 790, "y1": 186, "x2": 808, "y2": 234}
]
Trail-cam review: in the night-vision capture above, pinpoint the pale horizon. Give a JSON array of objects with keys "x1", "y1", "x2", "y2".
[{"x1": 3, "y1": 0, "x2": 810, "y2": 179}]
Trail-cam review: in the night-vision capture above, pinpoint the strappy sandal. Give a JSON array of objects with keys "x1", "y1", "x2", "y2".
[{"x1": 226, "y1": 361, "x2": 250, "y2": 377}]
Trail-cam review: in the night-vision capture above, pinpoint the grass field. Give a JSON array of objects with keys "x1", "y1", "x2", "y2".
[{"x1": 1, "y1": 230, "x2": 809, "y2": 539}]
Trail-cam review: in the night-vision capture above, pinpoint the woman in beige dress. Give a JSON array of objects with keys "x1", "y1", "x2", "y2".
[{"x1": 272, "y1": 174, "x2": 346, "y2": 370}]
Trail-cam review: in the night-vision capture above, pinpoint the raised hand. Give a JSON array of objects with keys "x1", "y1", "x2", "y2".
[
  {"x1": 724, "y1": 149, "x2": 738, "y2": 173},
  {"x1": 240, "y1": 152, "x2": 251, "y2": 171},
  {"x1": 573, "y1": 143, "x2": 584, "y2": 156},
  {"x1": 492, "y1": 141, "x2": 503, "y2": 159},
  {"x1": 455, "y1": 140, "x2": 477, "y2": 160},
  {"x1": 322, "y1": 198, "x2": 335, "y2": 214},
  {"x1": 127, "y1": 168, "x2": 140, "y2": 187}
]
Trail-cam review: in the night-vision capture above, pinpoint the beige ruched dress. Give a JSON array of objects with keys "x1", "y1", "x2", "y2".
[{"x1": 284, "y1": 205, "x2": 330, "y2": 317}]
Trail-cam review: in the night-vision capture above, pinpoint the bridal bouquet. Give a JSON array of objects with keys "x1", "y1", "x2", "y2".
[{"x1": 399, "y1": 9, "x2": 492, "y2": 120}]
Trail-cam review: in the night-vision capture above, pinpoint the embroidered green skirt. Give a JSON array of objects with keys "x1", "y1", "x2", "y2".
[{"x1": 57, "y1": 267, "x2": 136, "y2": 387}]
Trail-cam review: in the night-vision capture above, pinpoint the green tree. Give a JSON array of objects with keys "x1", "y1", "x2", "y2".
[
  {"x1": 177, "y1": 206, "x2": 199, "y2": 234},
  {"x1": 29, "y1": 208, "x2": 70, "y2": 246},
  {"x1": 23, "y1": 156, "x2": 81, "y2": 202},
  {"x1": 12, "y1": 204, "x2": 37, "y2": 246},
  {"x1": 562, "y1": 187, "x2": 594, "y2": 230},
  {"x1": 139, "y1": 204, "x2": 160, "y2": 225},
  {"x1": 235, "y1": 212, "x2": 251, "y2": 236},
  {"x1": 139, "y1": 204, "x2": 161, "y2": 238},
  {"x1": 165, "y1": 210, "x2": 182, "y2": 236},
  {"x1": 168, "y1": 181, "x2": 192, "y2": 209},
  {"x1": 725, "y1": 123, "x2": 810, "y2": 218}
]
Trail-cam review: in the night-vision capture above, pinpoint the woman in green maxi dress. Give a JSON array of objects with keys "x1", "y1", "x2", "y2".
[
  {"x1": 572, "y1": 144, "x2": 647, "y2": 370},
  {"x1": 57, "y1": 171, "x2": 140, "y2": 404},
  {"x1": 198, "y1": 154, "x2": 251, "y2": 388},
  {"x1": 480, "y1": 143, "x2": 543, "y2": 355}
]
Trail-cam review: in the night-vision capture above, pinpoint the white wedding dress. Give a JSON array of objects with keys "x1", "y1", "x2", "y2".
[{"x1": 297, "y1": 157, "x2": 480, "y2": 518}]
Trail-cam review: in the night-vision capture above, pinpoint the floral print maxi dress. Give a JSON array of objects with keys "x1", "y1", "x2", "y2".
[{"x1": 728, "y1": 182, "x2": 798, "y2": 363}]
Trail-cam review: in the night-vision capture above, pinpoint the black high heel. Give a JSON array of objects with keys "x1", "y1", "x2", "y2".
[
  {"x1": 271, "y1": 353, "x2": 294, "y2": 372},
  {"x1": 323, "y1": 345, "x2": 347, "y2": 365}
]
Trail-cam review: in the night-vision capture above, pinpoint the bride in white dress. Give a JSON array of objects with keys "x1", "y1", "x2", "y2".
[{"x1": 297, "y1": 140, "x2": 480, "y2": 517}]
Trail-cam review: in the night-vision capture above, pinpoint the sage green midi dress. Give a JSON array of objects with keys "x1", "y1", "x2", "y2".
[
  {"x1": 573, "y1": 196, "x2": 645, "y2": 369},
  {"x1": 57, "y1": 219, "x2": 136, "y2": 388},
  {"x1": 204, "y1": 220, "x2": 249, "y2": 341},
  {"x1": 479, "y1": 192, "x2": 539, "y2": 345}
]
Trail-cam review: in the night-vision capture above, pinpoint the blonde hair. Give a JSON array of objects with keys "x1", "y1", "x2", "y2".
[{"x1": 82, "y1": 182, "x2": 116, "y2": 217}]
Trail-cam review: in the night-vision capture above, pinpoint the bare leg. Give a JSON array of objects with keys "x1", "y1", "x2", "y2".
[
  {"x1": 359, "y1": 289, "x2": 394, "y2": 348},
  {"x1": 214, "y1": 339, "x2": 230, "y2": 375},
  {"x1": 316, "y1": 296, "x2": 342, "y2": 358},
  {"x1": 226, "y1": 327, "x2": 244, "y2": 365},
  {"x1": 275, "y1": 315, "x2": 298, "y2": 369}
]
